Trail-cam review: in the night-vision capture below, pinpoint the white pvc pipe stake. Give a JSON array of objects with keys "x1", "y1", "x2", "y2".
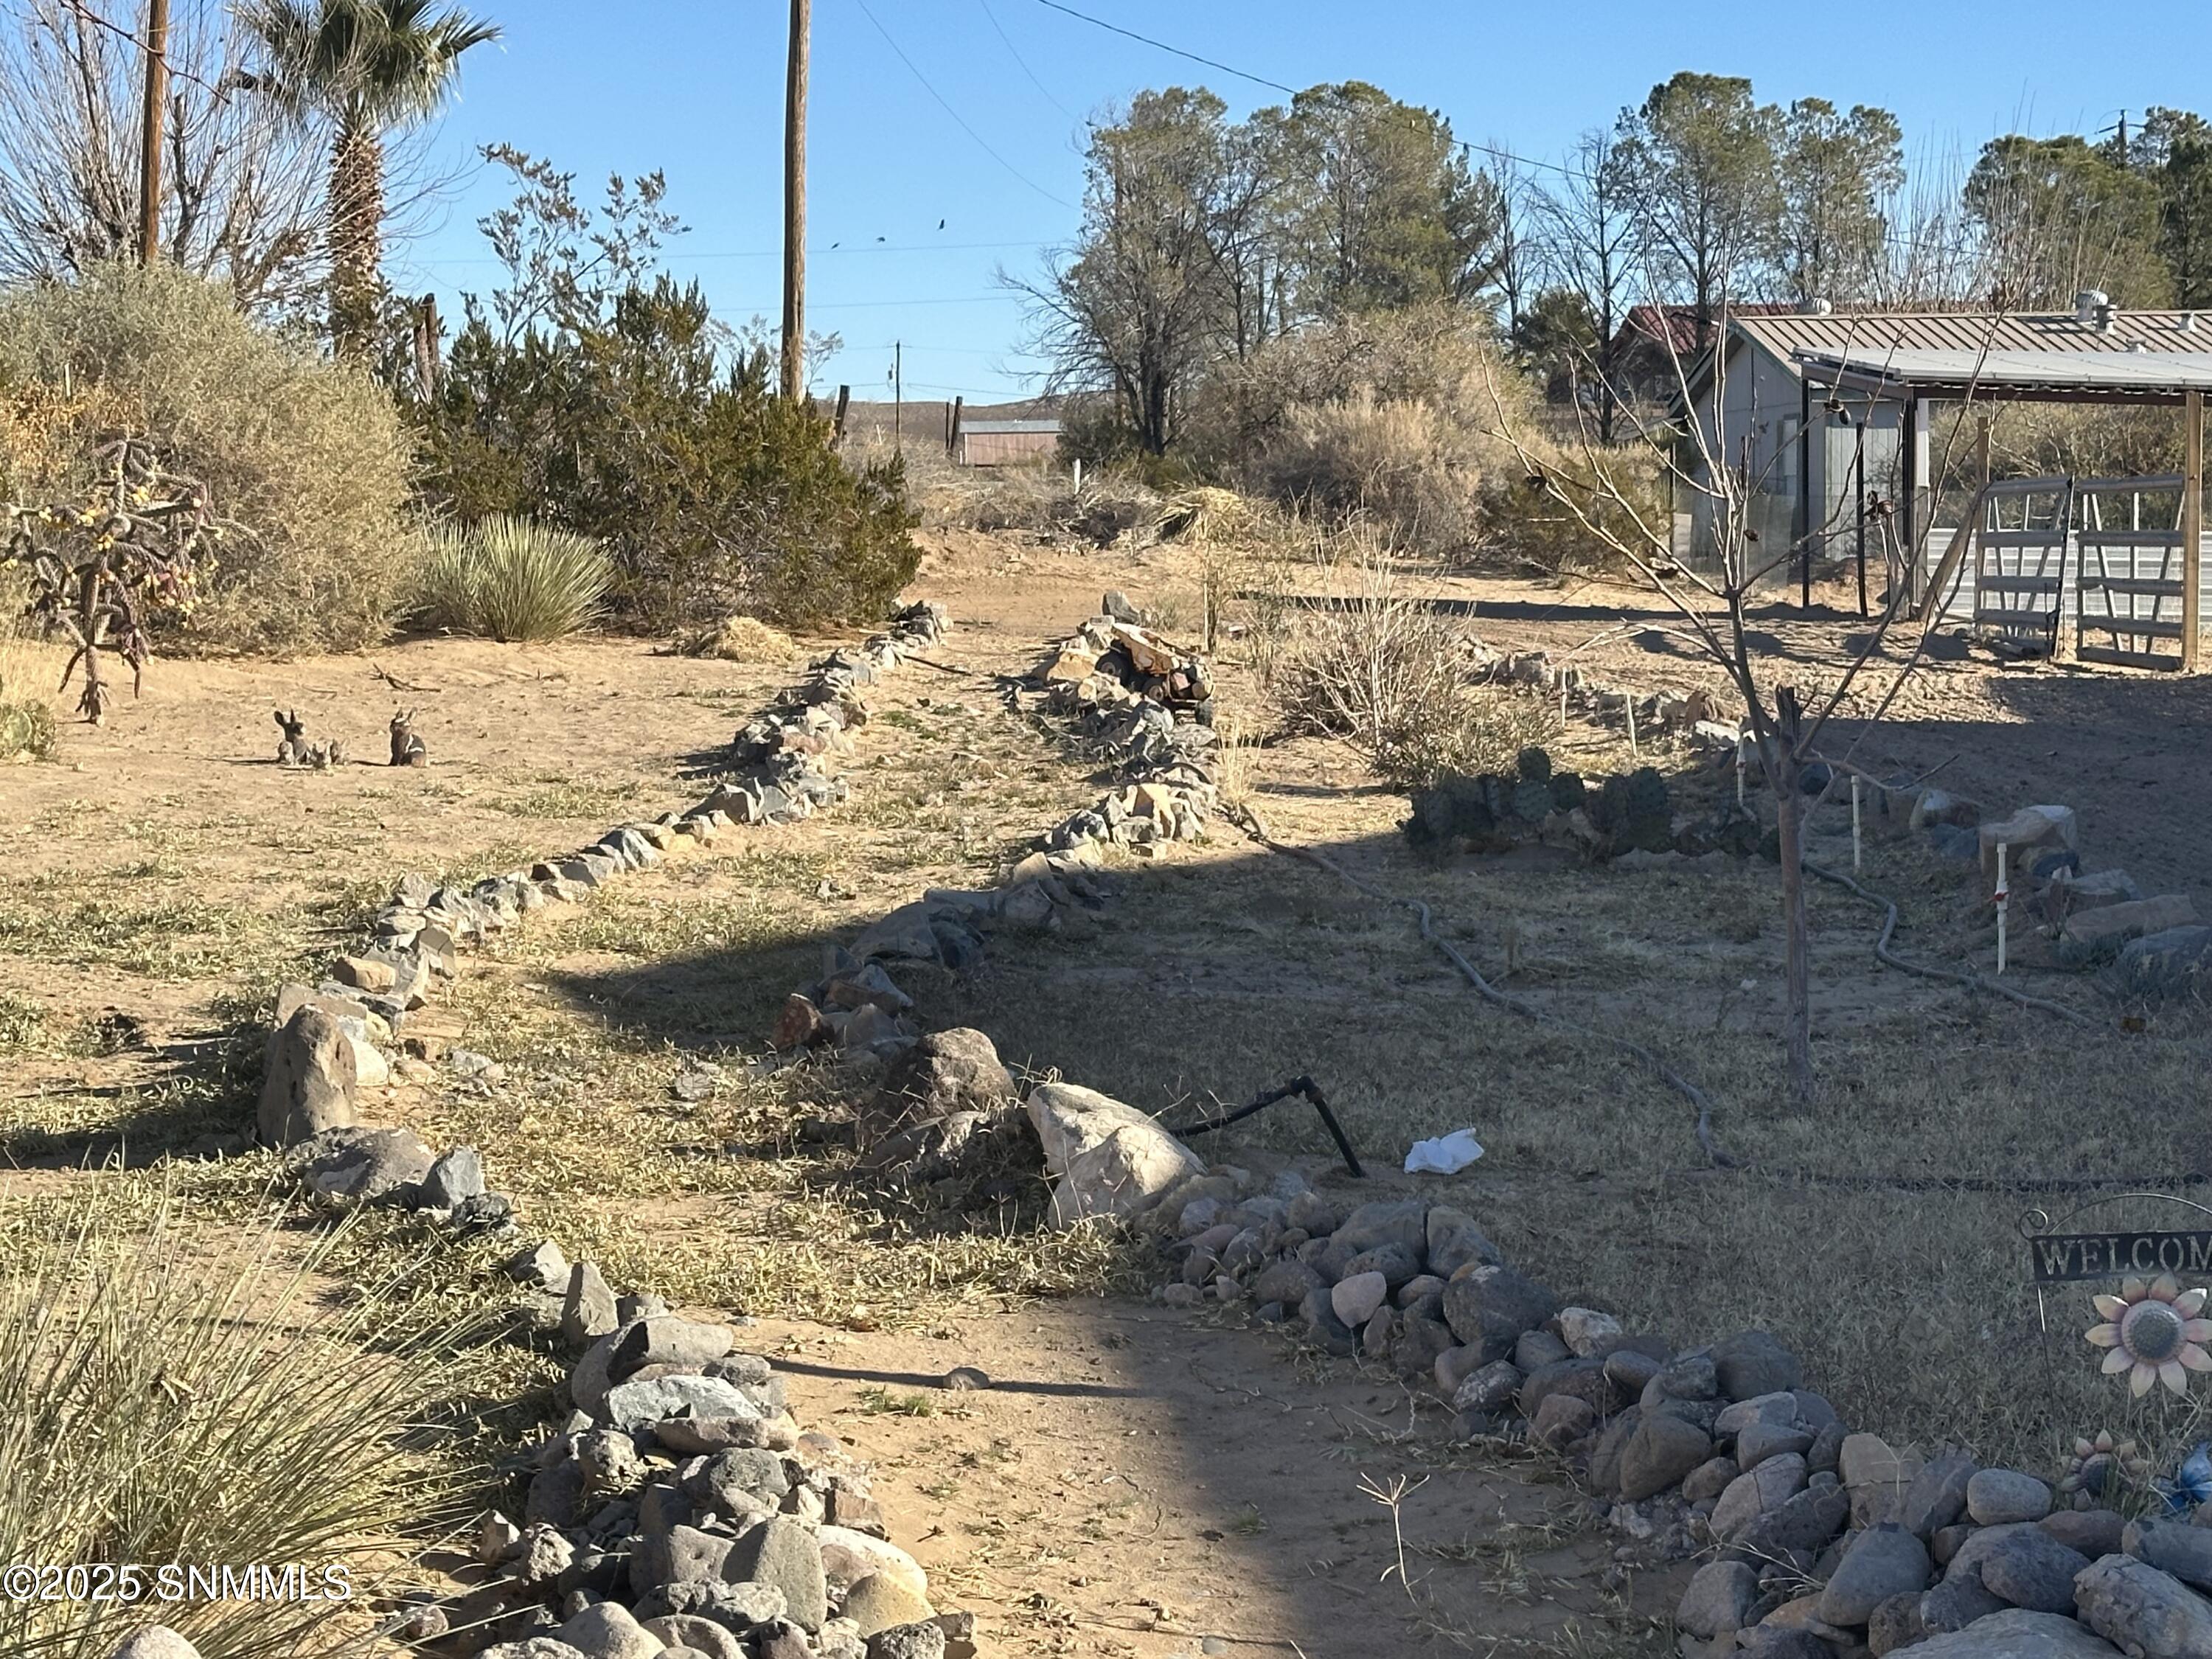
[
  {"x1": 1851, "y1": 776, "x2": 1863, "y2": 872},
  {"x1": 1995, "y1": 841, "x2": 2010, "y2": 975}
]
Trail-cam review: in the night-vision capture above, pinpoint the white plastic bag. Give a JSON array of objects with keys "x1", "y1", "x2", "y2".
[{"x1": 1404, "y1": 1127, "x2": 1484, "y2": 1175}]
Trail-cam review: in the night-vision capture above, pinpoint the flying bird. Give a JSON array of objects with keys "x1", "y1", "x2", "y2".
[{"x1": 938, "y1": 219, "x2": 945, "y2": 229}]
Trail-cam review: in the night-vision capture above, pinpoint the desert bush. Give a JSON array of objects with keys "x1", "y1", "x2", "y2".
[
  {"x1": 925, "y1": 461, "x2": 1160, "y2": 547},
  {"x1": 0, "y1": 690, "x2": 52, "y2": 761},
  {"x1": 1275, "y1": 554, "x2": 1546, "y2": 787},
  {"x1": 0, "y1": 263, "x2": 417, "y2": 654},
  {"x1": 0, "y1": 1193, "x2": 467, "y2": 1658},
  {"x1": 418, "y1": 515, "x2": 611, "y2": 643},
  {"x1": 1189, "y1": 305, "x2": 1636, "y2": 571}
]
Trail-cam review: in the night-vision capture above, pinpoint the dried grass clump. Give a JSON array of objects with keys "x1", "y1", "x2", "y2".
[
  {"x1": 0, "y1": 629, "x2": 57, "y2": 762},
  {"x1": 419, "y1": 515, "x2": 611, "y2": 644},
  {"x1": 1276, "y1": 554, "x2": 1543, "y2": 788},
  {"x1": 927, "y1": 464, "x2": 1161, "y2": 547},
  {"x1": 0, "y1": 1191, "x2": 468, "y2": 1658},
  {"x1": 688, "y1": 614, "x2": 800, "y2": 663}
]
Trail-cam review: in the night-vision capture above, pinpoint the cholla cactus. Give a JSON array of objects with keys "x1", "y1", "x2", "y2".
[{"x1": 3, "y1": 436, "x2": 218, "y2": 724}]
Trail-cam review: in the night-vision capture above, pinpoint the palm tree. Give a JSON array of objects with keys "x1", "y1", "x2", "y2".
[{"x1": 248, "y1": 0, "x2": 499, "y2": 355}]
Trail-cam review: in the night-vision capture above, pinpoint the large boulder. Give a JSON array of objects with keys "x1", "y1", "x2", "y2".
[
  {"x1": 1023, "y1": 1083, "x2": 1202, "y2": 1228},
  {"x1": 2073, "y1": 1554, "x2": 2212, "y2": 1658},
  {"x1": 1896, "y1": 1610, "x2": 2122, "y2": 1656},
  {"x1": 2114, "y1": 926, "x2": 2212, "y2": 1001},
  {"x1": 257, "y1": 1005, "x2": 358, "y2": 1146},
  {"x1": 874, "y1": 1028, "x2": 1016, "y2": 1123},
  {"x1": 724, "y1": 1517, "x2": 827, "y2": 1632},
  {"x1": 1440, "y1": 1265, "x2": 1559, "y2": 1364}
]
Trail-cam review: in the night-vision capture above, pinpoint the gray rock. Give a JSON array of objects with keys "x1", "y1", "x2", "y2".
[
  {"x1": 1733, "y1": 1632, "x2": 1828, "y2": 1659},
  {"x1": 563, "y1": 1262, "x2": 621, "y2": 1348},
  {"x1": 866, "y1": 1621, "x2": 947, "y2": 1659},
  {"x1": 2039, "y1": 1512, "x2": 2124, "y2": 1563},
  {"x1": 1425, "y1": 1205, "x2": 1500, "y2": 1276},
  {"x1": 874, "y1": 1028, "x2": 1015, "y2": 1120},
  {"x1": 1517, "y1": 1357, "x2": 1611, "y2": 1420},
  {"x1": 1619, "y1": 1412, "x2": 1713, "y2": 1502},
  {"x1": 603, "y1": 1374, "x2": 765, "y2": 1432},
  {"x1": 2114, "y1": 924, "x2": 2212, "y2": 1001},
  {"x1": 295, "y1": 1126, "x2": 434, "y2": 1203},
  {"x1": 1818, "y1": 1524, "x2": 1933, "y2": 1626},
  {"x1": 111, "y1": 1631, "x2": 204, "y2": 1659},
  {"x1": 1710, "y1": 1330, "x2": 1802, "y2": 1400},
  {"x1": 630, "y1": 1525, "x2": 735, "y2": 1596},
  {"x1": 257, "y1": 1005, "x2": 358, "y2": 1146},
  {"x1": 553, "y1": 1601, "x2": 664, "y2": 1659},
  {"x1": 1652, "y1": 1350, "x2": 1719, "y2": 1401},
  {"x1": 1958, "y1": 1524, "x2": 2089, "y2": 1613},
  {"x1": 1298, "y1": 1288, "x2": 1357, "y2": 1355},
  {"x1": 477, "y1": 1644, "x2": 591, "y2": 1659},
  {"x1": 1713, "y1": 1453, "x2": 1808, "y2": 1541},
  {"x1": 612, "y1": 1316, "x2": 735, "y2": 1382},
  {"x1": 1968, "y1": 1468, "x2": 2053, "y2": 1526},
  {"x1": 1513, "y1": 1329, "x2": 1572, "y2": 1371},
  {"x1": 1736, "y1": 1422, "x2": 1815, "y2": 1470},
  {"x1": 726, "y1": 1517, "x2": 829, "y2": 1632},
  {"x1": 1806, "y1": 1420, "x2": 1846, "y2": 1476},
  {"x1": 1918, "y1": 1573, "x2": 2008, "y2": 1634},
  {"x1": 1677, "y1": 1559, "x2": 1761, "y2": 1638},
  {"x1": 642, "y1": 1618, "x2": 748, "y2": 1659},
  {"x1": 1683, "y1": 1456, "x2": 1739, "y2": 1503},
  {"x1": 1604, "y1": 1348, "x2": 1664, "y2": 1397},
  {"x1": 420, "y1": 1144, "x2": 485, "y2": 1210},
  {"x1": 1867, "y1": 1590, "x2": 1924, "y2": 1656},
  {"x1": 507, "y1": 1239, "x2": 571, "y2": 1294},
  {"x1": 1342, "y1": 1242, "x2": 1420, "y2": 1289},
  {"x1": 1901, "y1": 1450, "x2": 1978, "y2": 1538},
  {"x1": 1733, "y1": 1481, "x2": 1850, "y2": 1562},
  {"x1": 1900, "y1": 1610, "x2": 2121, "y2": 1656},
  {"x1": 1441, "y1": 1265, "x2": 1559, "y2": 1363},
  {"x1": 2126, "y1": 1517, "x2": 2212, "y2": 1592},
  {"x1": 703, "y1": 1447, "x2": 791, "y2": 1508},
  {"x1": 2073, "y1": 1553, "x2": 2212, "y2": 1657},
  {"x1": 1252, "y1": 1259, "x2": 1324, "y2": 1308},
  {"x1": 1330, "y1": 1198, "x2": 1430, "y2": 1259},
  {"x1": 1330, "y1": 1271, "x2": 1390, "y2": 1329},
  {"x1": 1716, "y1": 1391, "x2": 1800, "y2": 1440},
  {"x1": 1452, "y1": 1360, "x2": 1523, "y2": 1415},
  {"x1": 842, "y1": 1573, "x2": 935, "y2": 1636}
]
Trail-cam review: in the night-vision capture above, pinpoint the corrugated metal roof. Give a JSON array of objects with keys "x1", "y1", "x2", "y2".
[
  {"x1": 1794, "y1": 347, "x2": 2212, "y2": 394},
  {"x1": 1738, "y1": 309, "x2": 2212, "y2": 358},
  {"x1": 1686, "y1": 310, "x2": 2212, "y2": 404},
  {"x1": 961, "y1": 420, "x2": 1061, "y2": 434}
]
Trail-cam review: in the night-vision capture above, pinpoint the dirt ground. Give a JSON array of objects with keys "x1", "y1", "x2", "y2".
[{"x1": 6, "y1": 522, "x2": 2212, "y2": 1655}]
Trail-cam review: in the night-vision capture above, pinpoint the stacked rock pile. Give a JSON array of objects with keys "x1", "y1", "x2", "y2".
[
  {"x1": 1405, "y1": 745, "x2": 1761, "y2": 867},
  {"x1": 432, "y1": 1291, "x2": 972, "y2": 1659},
  {"x1": 1873, "y1": 790, "x2": 2210, "y2": 996},
  {"x1": 1034, "y1": 608, "x2": 1221, "y2": 856},
  {"x1": 1489, "y1": 645, "x2": 1743, "y2": 754},
  {"x1": 1133, "y1": 1174, "x2": 2212, "y2": 1658},
  {"x1": 255, "y1": 605, "x2": 956, "y2": 1158},
  {"x1": 709, "y1": 604, "x2": 950, "y2": 827}
]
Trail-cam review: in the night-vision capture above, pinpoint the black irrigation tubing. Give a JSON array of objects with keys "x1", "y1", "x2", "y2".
[
  {"x1": 1231, "y1": 806, "x2": 1739, "y2": 1169},
  {"x1": 1169, "y1": 1074, "x2": 1367, "y2": 1178},
  {"x1": 1801, "y1": 858, "x2": 2101, "y2": 1028}
]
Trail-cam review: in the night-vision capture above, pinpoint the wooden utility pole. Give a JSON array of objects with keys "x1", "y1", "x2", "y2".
[
  {"x1": 779, "y1": 0, "x2": 810, "y2": 401},
  {"x1": 2185, "y1": 389, "x2": 2203, "y2": 671},
  {"x1": 893, "y1": 341, "x2": 902, "y2": 456},
  {"x1": 947, "y1": 395, "x2": 964, "y2": 459},
  {"x1": 137, "y1": 0, "x2": 170, "y2": 263}
]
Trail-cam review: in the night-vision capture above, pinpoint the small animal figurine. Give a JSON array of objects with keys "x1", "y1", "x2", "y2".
[
  {"x1": 389, "y1": 709, "x2": 428, "y2": 768},
  {"x1": 274, "y1": 709, "x2": 307, "y2": 767}
]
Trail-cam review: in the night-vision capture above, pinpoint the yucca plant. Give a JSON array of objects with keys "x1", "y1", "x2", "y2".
[
  {"x1": 419, "y1": 515, "x2": 611, "y2": 643},
  {"x1": 0, "y1": 1189, "x2": 474, "y2": 1658}
]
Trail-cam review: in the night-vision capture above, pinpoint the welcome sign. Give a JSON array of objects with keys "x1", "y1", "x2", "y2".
[{"x1": 2028, "y1": 1229, "x2": 2212, "y2": 1284}]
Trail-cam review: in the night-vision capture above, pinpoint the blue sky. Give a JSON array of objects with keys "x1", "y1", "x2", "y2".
[{"x1": 397, "y1": 1, "x2": 2212, "y2": 403}]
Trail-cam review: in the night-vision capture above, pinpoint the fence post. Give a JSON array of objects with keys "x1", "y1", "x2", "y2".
[{"x1": 2185, "y1": 389, "x2": 2202, "y2": 672}]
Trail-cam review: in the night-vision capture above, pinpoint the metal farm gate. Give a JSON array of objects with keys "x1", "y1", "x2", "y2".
[
  {"x1": 1971, "y1": 477, "x2": 2074, "y2": 657},
  {"x1": 2075, "y1": 473, "x2": 2191, "y2": 671}
]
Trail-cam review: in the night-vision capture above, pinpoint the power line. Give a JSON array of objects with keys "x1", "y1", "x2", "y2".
[
  {"x1": 978, "y1": 0, "x2": 1079, "y2": 122},
  {"x1": 415, "y1": 238, "x2": 1051, "y2": 268},
  {"x1": 851, "y1": 0, "x2": 1076, "y2": 208},
  {"x1": 1030, "y1": 0, "x2": 1293, "y2": 94}
]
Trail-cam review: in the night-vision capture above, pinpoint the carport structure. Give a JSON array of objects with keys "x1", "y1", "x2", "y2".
[{"x1": 1792, "y1": 345, "x2": 2212, "y2": 670}]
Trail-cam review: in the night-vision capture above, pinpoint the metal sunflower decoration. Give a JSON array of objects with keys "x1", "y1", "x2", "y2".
[
  {"x1": 2084, "y1": 1275, "x2": 2212, "y2": 1397},
  {"x1": 2056, "y1": 1430, "x2": 2149, "y2": 1510}
]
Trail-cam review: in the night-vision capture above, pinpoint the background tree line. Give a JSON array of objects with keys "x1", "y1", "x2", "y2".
[{"x1": 1029, "y1": 71, "x2": 2212, "y2": 456}]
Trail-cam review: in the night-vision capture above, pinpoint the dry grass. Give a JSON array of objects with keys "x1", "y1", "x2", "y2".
[
  {"x1": 687, "y1": 614, "x2": 801, "y2": 664},
  {"x1": 0, "y1": 1183, "x2": 476, "y2": 1659}
]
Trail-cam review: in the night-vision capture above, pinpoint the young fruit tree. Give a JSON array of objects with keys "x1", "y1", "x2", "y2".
[
  {"x1": 4, "y1": 435, "x2": 219, "y2": 724},
  {"x1": 1483, "y1": 319, "x2": 1993, "y2": 1105}
]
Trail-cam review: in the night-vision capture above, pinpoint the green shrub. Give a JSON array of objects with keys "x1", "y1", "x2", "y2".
[
  {"x1": 0, "y1": 695, "x2": 55, "y2": 762},
  {"x1": 0, "y1": 265, "x2": 417, "y2": 655},
  {"x1": 419, "y1": 515, "x2": 611, "y2": 642},
  {"x1": 417, "y1": 234, "x2": 917, "y2": 629}
]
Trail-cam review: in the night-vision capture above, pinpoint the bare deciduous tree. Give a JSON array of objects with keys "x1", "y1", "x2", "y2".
[{"x1": 0, "y1": 0, "x2": 327, "y2": 312}]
